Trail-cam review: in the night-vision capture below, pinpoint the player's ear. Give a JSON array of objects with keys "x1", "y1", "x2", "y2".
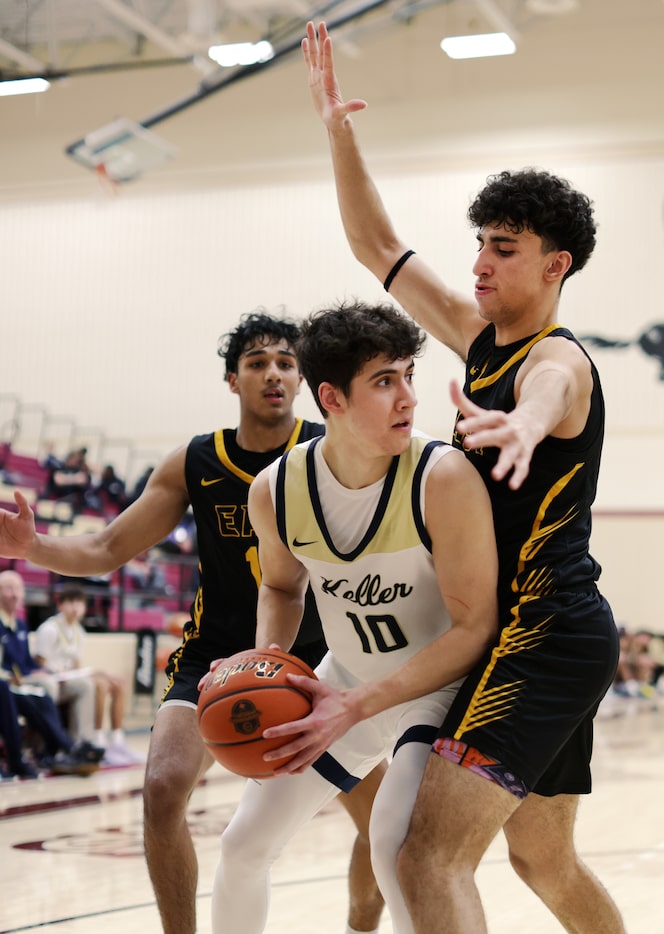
[
  {"x1": 227, "y1": 372, "x2": 240, "y2": 395},
  {"x1": 544, "y1": 250, "x2": 572, "y2": 283},
  {"x1": 318, "y1": 381, "x2": 345, "y2": 415}
]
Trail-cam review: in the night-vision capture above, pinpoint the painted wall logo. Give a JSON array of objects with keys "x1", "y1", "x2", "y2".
[{"x1": 580, "y1": 323, "x2": 664, "y2": 380}]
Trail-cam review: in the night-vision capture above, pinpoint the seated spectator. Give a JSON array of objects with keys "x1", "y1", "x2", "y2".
[
  {"x1": 613, "y1": 626, "x2": 660, "y2": 697},
  {"x1": 46, "y1": 448, "x2": 93, "y2": 511},
  {"x1": 0, "y1": 678, "x2": 38, "y2": 778},
  {"x1": 0, "y1": 678, "x2": 104, "y2": 778},
  {"x1": 124, "y1": 465, "x2": 153, "y2": 507},
  {"x1": 124, "y1": 550, "x2": 170, "y2": 608},
  {"x1": 0, "y1": 569, "x2": 98, "y2": 747},
  {"x1": 94, "y1": 463, "x2": 127, "y2": 514},
  {"x1": 34, "y1": 584, "x2": 143, "y2": 766},
  {"x1": 40, "y1": 442, "x2": 63, "y2": 474}
]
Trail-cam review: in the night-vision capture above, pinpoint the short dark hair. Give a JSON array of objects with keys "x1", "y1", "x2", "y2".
[
  {"x1": 297, "y1": 300, "x2": 426, "y2": 417},
  {"x1": 468, "y1": 169, "x2": 596, "y2": 281},
  {"x1": 58, "y1": 584, "x2": 87, "y2": 604},
  {"x1": 218, "y1": 309, "x2": 302, "y2": 378}
]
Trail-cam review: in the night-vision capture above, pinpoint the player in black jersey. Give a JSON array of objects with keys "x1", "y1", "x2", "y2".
[
  {"x1": 0, "y1": 312, "x2": 387, "y2": 934},
  {"x1": 302, "y1": 22, "x2": 625, "y2": 934}
]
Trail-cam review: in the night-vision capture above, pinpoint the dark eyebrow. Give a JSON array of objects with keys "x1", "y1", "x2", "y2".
[
  {"x1": 476, "y1": 232, "x2": 519, "y2": 245},
  {"x1": 243, "y1": 347, "x2": 297, "y2": 360},
  {"x1": 367, "y1": 358, "x2": 415, "y2": 381}
]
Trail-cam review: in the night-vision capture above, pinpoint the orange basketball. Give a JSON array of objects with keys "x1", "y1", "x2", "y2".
[{"x1": 197, "y1": 647, "x2": 317, "y2": 779}]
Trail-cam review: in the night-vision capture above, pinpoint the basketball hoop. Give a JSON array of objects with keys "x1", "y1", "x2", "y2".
[
  {"x1": 95, "y1": 162, "x2": 119, "y2": 196},
  {"x1": 66, "y1": 118, "x2": 177, "y2": 184}
]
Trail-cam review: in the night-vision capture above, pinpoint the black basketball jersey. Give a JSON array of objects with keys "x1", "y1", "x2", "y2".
[
  {"x1": 183, "y1": 418, "x2": 325, "y2": 657},
  {"x1": 453, "y1": 324, "x2": 604, "y2": 620}
]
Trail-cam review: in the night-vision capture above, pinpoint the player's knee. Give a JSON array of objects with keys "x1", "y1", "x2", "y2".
[
  {"x1": 143, "y1": 756, "x2": 193, "y2": 824},
  {"x1": 508, "y1": 842, "x2": 573, "y2": 891},
  {"x1": 220, "y1": 817, "x2": 274, "y2": 872},
  {"x1": 396, "y1": 837, "x2": 420, "y2": 905},
  {"x1": 368, "y1": 814, "x2": 398, "y2": 885}
]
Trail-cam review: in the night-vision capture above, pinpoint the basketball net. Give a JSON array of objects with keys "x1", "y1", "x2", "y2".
[{"x1": 95, "y1": 162, "x2": 119, "y2": 196}]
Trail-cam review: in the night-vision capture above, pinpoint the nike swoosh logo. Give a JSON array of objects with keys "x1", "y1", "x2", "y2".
[
  {"x1": 201, "y1": 477, "x2": 225, "y2": 486},
  {"x1": 292, "y1": 537, "x2": 317, "y2": 547}
]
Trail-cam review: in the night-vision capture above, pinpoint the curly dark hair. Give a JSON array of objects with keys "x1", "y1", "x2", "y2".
[
  {"x1": 468, "y1": 169, "x2": 596, "y2": 281},
  {"x1": 297, "y1": 300, "x2": 426, "y2": 418},
  {"x1": 218, "y1": 308, "x2": 301, "y2": 378}
]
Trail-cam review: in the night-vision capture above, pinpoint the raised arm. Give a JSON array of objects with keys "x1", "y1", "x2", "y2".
[
  {"x1": 303, "y1": 20, "x2": 482, "y2": 359},
  {"x1": 248, "y1": 468, "x2": 311, "y2": 652},
  {"x1": 0, "y1": 447, "x2": 191, "y2": 576},
  {"x1": 264, "y1": 448, "x2": 498, "y2": 773}
]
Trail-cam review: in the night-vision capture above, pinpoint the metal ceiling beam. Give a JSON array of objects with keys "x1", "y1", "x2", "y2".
[
  {"x1": 64, "y1": 0, "x2": 453, "y2": 176},
  {"x1": 0, "y1": 36, "x2": 47, "y2": 72},
  {"x1": 67, "y1": 0, "x2": 401, "y2": 155},
  {"x1": 92, "y1": 0, "x2": 214, "y2": 73},
  {"x1": 472, "y1": 0, "x2": 521, "y2": 39}
]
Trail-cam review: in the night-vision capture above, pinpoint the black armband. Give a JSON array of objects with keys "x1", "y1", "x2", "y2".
[{"x1": 383, "y1": 249, "x2": 415, "y2": 292}]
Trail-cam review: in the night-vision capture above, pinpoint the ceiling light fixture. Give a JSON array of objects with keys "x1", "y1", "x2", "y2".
[
  {"x1": 207, "y1": 41, "x2": 274, "y2": 68},
  {"x1": 0, "y1": 76, "x2": 50, "y2": 97},
  {"x1": 441, "y1": 32, "x2": 516, "y2": 59}
]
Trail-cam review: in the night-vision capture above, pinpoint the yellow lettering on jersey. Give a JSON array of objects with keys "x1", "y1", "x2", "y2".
[{"x1": 245, "y1": 545, "x2": 262, "y2": 591}]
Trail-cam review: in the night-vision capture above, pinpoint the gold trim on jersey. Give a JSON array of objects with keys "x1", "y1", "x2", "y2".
[
  {"x1": 470, "y1": 324, "x2": 560, "y2": 392},
  {"x1": 281, "y1": 435, "x2": 432, "y2": 563},
  {"x1": 213, "y1": 419, "x2": 306, "y2": 483}
]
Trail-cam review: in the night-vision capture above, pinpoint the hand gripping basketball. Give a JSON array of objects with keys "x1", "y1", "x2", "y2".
[{"x1": 197, "y1": 647, "x2": 318, "y2": 779}]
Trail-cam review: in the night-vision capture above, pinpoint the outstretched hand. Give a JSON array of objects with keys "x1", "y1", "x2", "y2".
[
  {"x1": 451, "y1": 380, "x2": 540, "y2": 490},
  {"x1": 262, "y1": 673, "x2": 359, "y2": 775},
  {"x1": 0, "y1": 490, "x2": 37, "y2": 558},
  {"x1": 302, "y1": 21, "x2": 367, "y2": 129}
]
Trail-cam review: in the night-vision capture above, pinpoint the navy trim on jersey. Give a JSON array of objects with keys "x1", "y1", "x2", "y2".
[
  {"x1": 306, "y1": 438, "x2": 401, "y2": 562},
  {"x1": 393, "y1": 723, "x2": 438, "y2": 756},
  {"x1": 411, "y1": 439, "x2": 446, "y2": 553},
  {"x1": 275, "y1": 452, "x2": 289, "y2": 548},
  {"x1": 311, "y1": 751, "x2": 361, "y2": 794}
]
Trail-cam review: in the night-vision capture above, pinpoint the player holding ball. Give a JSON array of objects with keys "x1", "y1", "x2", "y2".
[{"x1": 200, "y1": 301, "x2": 499, "y2": 934}]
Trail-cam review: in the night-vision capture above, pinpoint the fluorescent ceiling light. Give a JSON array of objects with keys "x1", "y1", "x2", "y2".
[
  {"x1": 441, "y1": 32, "x2": 516, "y2": 60},
  {"x1": 0, "y1": 77, "x2": 50, "y2": 97},
  {"x1": 208, "y1": 41, "x2": 274, "y2": 68}
]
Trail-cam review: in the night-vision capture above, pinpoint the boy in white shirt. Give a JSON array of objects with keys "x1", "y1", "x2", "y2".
[{"x1": 34, "y1": 584, "x2": 143, "y2": 765}]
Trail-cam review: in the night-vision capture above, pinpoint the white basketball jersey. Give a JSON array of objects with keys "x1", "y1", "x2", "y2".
[{"x1": 269, "y1": 435, "x2": 456, "y2": 683}]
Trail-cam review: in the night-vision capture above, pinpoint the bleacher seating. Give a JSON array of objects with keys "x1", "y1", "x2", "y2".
[
  {"x1": 0, "y1": 421, "x2": 197, "y2": 637},
  {"x1": 0, "y1": 449, "x2": 48, "y2": 493}
]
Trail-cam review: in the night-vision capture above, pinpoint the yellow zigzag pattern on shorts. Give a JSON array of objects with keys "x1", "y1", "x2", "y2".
[
  {"x1": 453, "y1": 465, "x2": 584, "y2": 739},
  {"x1": 454, "y1": 616, "x2": 553, "y2": 735}
]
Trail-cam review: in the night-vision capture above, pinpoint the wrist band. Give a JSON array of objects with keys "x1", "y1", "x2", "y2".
[{"x1": 383, "y1": 249, "x2": 415, "y2": 292}]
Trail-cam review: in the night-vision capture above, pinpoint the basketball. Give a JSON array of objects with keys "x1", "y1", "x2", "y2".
[{"x1": 197, "y1": 647, "x2": 317, "y2": 779}]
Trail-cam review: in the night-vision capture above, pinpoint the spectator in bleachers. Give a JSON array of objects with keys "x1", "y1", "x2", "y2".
[
  {"x1": 40, "y1": 442, "x2": 63, "y2": 474},
  {"x1": 0, "y1": 570, "x2": 98, "y2": 747},
  {"x1": 0, "y1": 677, "x2": 38, "y2": 778},
  {"x1": 46, "y1": 448, "x2": 93, "y2": 510},
  {"x1": 124, "y1": 551, "x2": 170, "y2": 608},
  {"x1": 93, "y1": 464, "x2": 127, "y2": 514},
  {"x1": 34, "y1": 584, "x2": 143, "y2": 766},
  {"x1": 613, "y1": 626, "x2": 661, "y2": 697},
  {"x1": 0, "y1": 677, "x2": 103, "y2": 778},
  {"x1": 124, "y1": 465, "x2": 154, "y2": 507}
]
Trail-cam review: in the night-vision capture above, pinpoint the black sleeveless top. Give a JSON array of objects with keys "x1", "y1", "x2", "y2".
[
  {"x1": 453, "y1": 324, "x2": 604, "y2": 620},
  {"x1": 184, "y1": 418, "x2": 325, "y2": 656}
]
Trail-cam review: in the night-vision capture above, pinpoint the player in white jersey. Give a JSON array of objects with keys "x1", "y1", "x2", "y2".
[{"x1": 203, "y1": 301, "x2": 499, "y2": 934}]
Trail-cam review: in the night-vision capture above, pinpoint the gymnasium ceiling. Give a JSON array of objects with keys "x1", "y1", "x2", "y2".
[{"x1": 1, "y1": 0, "x2": 663, "y2": 196}]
